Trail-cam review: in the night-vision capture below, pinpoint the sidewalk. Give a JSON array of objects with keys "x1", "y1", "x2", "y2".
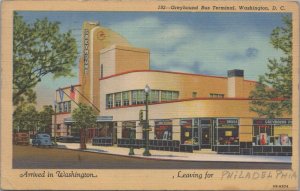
[{"x1": 57, "y1": 142, "x2": 291, "y2": 163}]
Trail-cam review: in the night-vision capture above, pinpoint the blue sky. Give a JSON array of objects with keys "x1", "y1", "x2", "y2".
[{"x1": 17, "y1": 11, "x2": 290, "y2": 108}]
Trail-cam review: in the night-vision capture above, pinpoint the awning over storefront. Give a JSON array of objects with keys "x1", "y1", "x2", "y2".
[
  {"x1": 64, "y1": 117, "x2": 74, "y2": 124},
  {"x1": 63, "y1": 116, "x2": 113, "y2": 124},
  {"x1": 96, "y1": 116, "x2": 113, "y2": 122}
]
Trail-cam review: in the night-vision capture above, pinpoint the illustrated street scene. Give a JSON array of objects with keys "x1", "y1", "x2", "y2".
[{"x1": 13, "y1": 12, "x2": 293, "y2": 169}]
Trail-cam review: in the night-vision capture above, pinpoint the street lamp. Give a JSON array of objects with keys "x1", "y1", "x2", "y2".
[
  {"x1": 53, "y1": 100, "x2": 57, "y2": 144},
  {"x1": 143, "y1": 84, "x2": 151, "y2": 156}
]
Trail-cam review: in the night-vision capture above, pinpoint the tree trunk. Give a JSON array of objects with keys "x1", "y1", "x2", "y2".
[{"x1": 80, "y1": 128, "x2": 86, "y2": 149}]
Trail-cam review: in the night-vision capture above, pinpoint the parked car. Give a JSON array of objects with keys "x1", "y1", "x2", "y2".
[{"x1": 32, "y1": 133, "x2": 53, "y2": 147}]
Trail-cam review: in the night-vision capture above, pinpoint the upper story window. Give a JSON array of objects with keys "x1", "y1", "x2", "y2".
[
  {"x1": 131, "y1": 90, "x2": 145, "y2": 105},
  {"x1": 122, "y1": 91, "x2": 130, "y2": 106},
  {"x1": 106, "y1": 94, "x2": 113, "y2": 108},
  {"x1": 209, "y1": 93, "x2": 224, "y2": 98},
  {"x1": 106, "y1": 89, "x2": 179, "y2": 108},
  {"x1": 137, "y1": 90, "x2": 145, "y2": 104},
  {"x1": 172, "y1": 91, "x2": 179, "y2": 100},
  {"x1": 161, "y1": 91, "x2": 179, "y2": 101},
  {"x1": 150, "y1": 90, "x2": 159, "y2": 103},
  {"x1": 57, "y1": 101, "x2": 71, "y2": 113},
  {"x1": 114, "y1": 92, "x2": 122, "y2": 107},
  {"x1": 58, "y1": 103, "x2": 63, "y2": 113},
  {"x1": 132, "y1": 90, "x2": 138, "y2": 105}
]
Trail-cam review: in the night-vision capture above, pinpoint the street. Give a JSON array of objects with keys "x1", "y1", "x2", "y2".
[{"x1": 13, "y1": 145, "x2": 291, "y2": 169}]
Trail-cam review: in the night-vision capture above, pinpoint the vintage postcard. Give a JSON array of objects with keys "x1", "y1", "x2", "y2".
[{"x1": 0, "y1": 0, "x2": 299, "y2": 190}]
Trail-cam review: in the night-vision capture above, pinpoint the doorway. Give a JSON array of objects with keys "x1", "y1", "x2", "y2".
[{"x1": 199, "y1": 119, "x2": 213, "y2": 149}]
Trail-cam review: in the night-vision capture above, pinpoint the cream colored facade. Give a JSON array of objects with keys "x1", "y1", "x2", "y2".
[{"x1": 53, "y1": 21, "x2": 292, "y2": 154}]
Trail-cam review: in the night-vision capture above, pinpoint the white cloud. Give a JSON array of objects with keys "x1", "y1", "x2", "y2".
[{"x1": 109, "y1": 16, "x2": 283, "y2": 81}]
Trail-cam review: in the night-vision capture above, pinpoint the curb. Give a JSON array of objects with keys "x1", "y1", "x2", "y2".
[{"x1": 56, "y1": 145, "x2": 292, "y2": 164}]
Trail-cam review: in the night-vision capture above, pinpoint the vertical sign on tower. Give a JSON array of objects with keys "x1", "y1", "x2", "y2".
[{"x1": 84, "y1": 29, "x2": 89, "y2": 74}]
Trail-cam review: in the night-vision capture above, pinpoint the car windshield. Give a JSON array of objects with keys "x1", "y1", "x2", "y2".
[{"x1": 38, "y1": 134, "x2": 50, "y2": 138}]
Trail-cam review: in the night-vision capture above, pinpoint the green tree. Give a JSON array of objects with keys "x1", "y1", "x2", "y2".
[
  {"x1": 13, "y1": 12, "x2": 78, "y2": 105},
  {"x1": 250, "y1": 15, "x2": 292, "y2": 118},
  {"x1": 72, "y1": 104, "x2": 97, "y2": 149},
  {"x1": 13, "y1": 104, "x2": 39, "y2": 133},
  {"x1": 39, "y1": 105, "x2": 54, "y2": 133}
]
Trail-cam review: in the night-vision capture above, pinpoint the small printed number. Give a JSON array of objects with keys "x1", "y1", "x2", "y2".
[{"x1": 273, "y1": 185, "x2": 288, "y2": 188}]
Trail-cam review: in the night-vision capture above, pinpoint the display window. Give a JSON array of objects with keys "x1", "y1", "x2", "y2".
[
  {"x1": 253, "y1": 119, "x2": 292, "y2": 146},
  {"x1": 216, "y1": 118, "x2": 239, "y2": 145},
  {"x1": 122, "y1": 121, "x2": 136, "y2": 139},
  {"x1": 180, "y1": 119, "x2": 199, "y2": 145},
  {"x1": 96, "y1": 122, "x2": 113, "y2": 137},
  {"x1": 154, "y1": 120, "x2": 172, "y2": 140}
]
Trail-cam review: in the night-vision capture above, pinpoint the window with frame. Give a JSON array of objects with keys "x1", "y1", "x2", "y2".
[
  {"x1": 122, "y1": 121, "x2": 136, "y2": 139},
  {"x1": 252, "y1": 119, "x2": 292, "y2": 146},
  {"x1": 253, "y1": 125, "x2": 273, "y2": 145},
  {"x1": 131, "y1": 90, "x2": 138, "y2": 105},
  {"x1": 216, "y1": 118, "x2": 239, "y2": 145},
  {"x1": 154, "y1": 120, "x2": 172, "y2": 140},
  {"x1": 122, "y1": 91, "x2": 130, "y2": 106},
  {"x1": 192, "y1": 92, "x2": 197, "y2": 98},
  {"x1": 58, "y1": 103, "x2": 63, "y2": 113},
  {"x1": 172, "y1": 91, "x2": 179, "y2": 100},
  {"x1": 67, "y1": 101, "x2": 71, "y2": 112},
  {"x1": 114, "y1": 92, "x2": 122, "y2": 107},
  {"x1": 106, "y1": 94, "x2": 113, "y2": 108},
  {"x1": 137, "y1": 90, "x2": 145, "y2": 104},
  {"x1": 209, "y1": 93, "x2": 224, "y2": 98},
  {"x1": 150, "y1": 90, "x2": 159, "y2": 103},
  {"x1": 161, "y1": 91, "x2": 179, "y2": 101},
  {"x1": 63, "y1": 102, "x2": 68, "y2": 112}
]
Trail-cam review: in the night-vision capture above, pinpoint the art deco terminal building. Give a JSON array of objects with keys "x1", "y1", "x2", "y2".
[{"x1": 53, "y1": 21, "x2": 292, "y2": 155}]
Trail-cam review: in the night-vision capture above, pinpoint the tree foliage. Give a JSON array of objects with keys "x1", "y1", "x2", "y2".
[
  {"x1": 72, "y1": 103, "x2": 97, "y2": 149},
  {"x1": 13, "y1": 12, "x2": 78, "y2": 105},
  {"x1": 13, "y1": 104, "x2": 54, "y2": 133},
  {"x1": 13, "y1": 104, "x2": 39, "y2": 132},
  {"x1": 72, "y1": 103, "x2": 97, "y2": 130},
  {"x1": 249, "y1": 15, "x2": 292, "y2": 118},
  {"x1": 39, "y1": 105, "x2": 54, "y2": 133}
]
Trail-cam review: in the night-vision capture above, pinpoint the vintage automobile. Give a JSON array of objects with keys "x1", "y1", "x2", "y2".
[{"x1": 32, "y1": 133, "x2": 53, "y2": 147}]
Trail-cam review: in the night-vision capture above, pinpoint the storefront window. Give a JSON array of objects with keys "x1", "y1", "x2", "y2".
[
  {"x1": 114, "y1": 92, "x2": 121, "y2": 107},
  {"x1": 216, "y1": 118, "x2": 239, "y2": 145},
  {"x1": 122, "y1": 121, "x2": 136, "y2": 139},
  {"x1": 96, "y1": 122, "x2": 113, "y2": 137},
  {"x1": 253, "y1": 119, "x2": 292, "y2": 146},
  {"x1": 155, "y1": 120, "x2": 172, "y2": 140},
  {"x1": 122, "y1": 91, "x2": 130, "y2": 106},
  {"x1": 106, "y1": 94, "x2": 113, "y2": 108},
  {"x1": 180, "y1": 119, "x2": 199, "y2": 145}
]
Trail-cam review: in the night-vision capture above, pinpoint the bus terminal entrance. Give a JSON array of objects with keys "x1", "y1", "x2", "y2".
[{"x1": 199, "y1": 119, "x2": 214, "y2": 149}]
